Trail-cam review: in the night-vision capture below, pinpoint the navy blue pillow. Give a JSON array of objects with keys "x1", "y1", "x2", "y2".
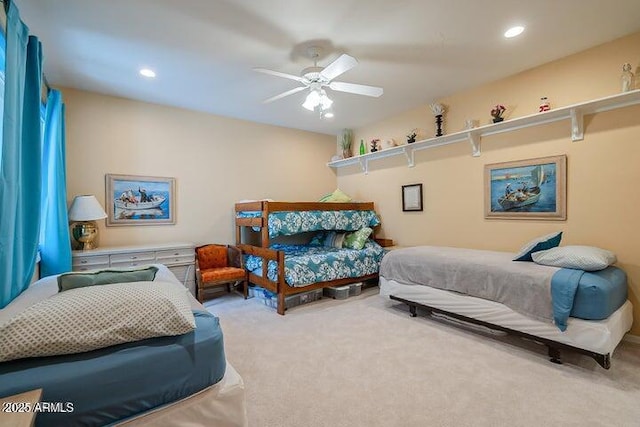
[{"x1": 513, "y1": 231, "x2": 563, "y2": 262}]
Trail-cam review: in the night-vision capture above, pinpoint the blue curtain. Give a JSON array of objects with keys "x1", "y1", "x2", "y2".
[
  {"x1": 0, "y1": 1, "x2": 44, "y2": 308},
  {"x1": 40, "y1": 89, "x2": 71, "y2": 277}
]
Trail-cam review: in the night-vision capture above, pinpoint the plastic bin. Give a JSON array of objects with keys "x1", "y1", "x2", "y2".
[
  {"x1": 250, "y1": 286, "x2": 322, "y2": 309},
  {"x1": 348, "y1": 282, "x2": 362, "y2": 297},
  {"x1": 323, "y1": 285, "x2": 350, "y2": 300}
]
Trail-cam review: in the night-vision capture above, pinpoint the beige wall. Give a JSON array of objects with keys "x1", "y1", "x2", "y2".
[
  {"x1": 64, "y1": 89, "x2": 336, "y2": 247},
  {"x1": 338, "y1": 31, "x2": 640, "y2": 334}
]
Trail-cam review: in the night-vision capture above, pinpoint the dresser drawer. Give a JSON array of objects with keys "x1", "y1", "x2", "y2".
[
  {"x1": 72, "y1": 255, "x2": 110, "y2": 267},
  {"x1": 110, "y1": 251, "x2": 155, "y2": 263},
  {"x1": 157, "y1": 254, "x2": 195, "y2": 266},
  {"x1": 156, "y1": 248, "x2": 194, "y2": 259},
  {"x1": 73, "y1": 263, "x2": 110, "y2": 272}
]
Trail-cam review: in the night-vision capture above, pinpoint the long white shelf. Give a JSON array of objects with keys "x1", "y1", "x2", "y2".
[{"x1": 328, "y1": 89, "x2": 640, "y2": 174}]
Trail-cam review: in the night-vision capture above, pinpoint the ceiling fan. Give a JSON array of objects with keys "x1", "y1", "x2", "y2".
[{"x1": 254, "y1": 47, "x2": 383, "y2": 117}]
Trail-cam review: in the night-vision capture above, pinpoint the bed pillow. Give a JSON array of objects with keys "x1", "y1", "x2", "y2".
[
  {"x1": 531, "y1": 246, "x2": 617, "y2": 271},
  {"x1": 310, "y1": 231, "x2": 346, "y2": 248},
  {"x1": 0, "y1": 280, "x2": 195, "y2": 362},
  {"x1": 513, "y1": 231, "x2": 563, "y2": 262},
  {"x1": 344, "y1": 227, "x2": 373, "y2": 250},
  {"x1": 318, "y1": 188, "x2": 352, "y2": 203},
  {"x1": 57, "y1": 266, "x2": 159, "y2": 292},
  {"x1": 309, "y1": 231, "x2": 327, "y2": 246}
]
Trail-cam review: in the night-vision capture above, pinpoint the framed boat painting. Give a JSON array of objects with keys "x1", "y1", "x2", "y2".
[
  {"x1": 484, "y1": 155, "x2": 566, "y2": 220},
  {"x1": 105, "y1": 174, "x2": 176, "y2": 226}
]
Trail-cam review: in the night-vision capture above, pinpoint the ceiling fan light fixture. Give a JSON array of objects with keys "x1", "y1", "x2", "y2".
[
  {"x1": 319, "y1": 90, "x2": 333, "y2": 109},
  {"x1": 302, "y1": 90, "x2": 320, "y2": 111}
]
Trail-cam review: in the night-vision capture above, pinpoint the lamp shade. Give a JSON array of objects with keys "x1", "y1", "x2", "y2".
[{"x1": 68, "y1": 195, "x2": 107, "y2": 221}]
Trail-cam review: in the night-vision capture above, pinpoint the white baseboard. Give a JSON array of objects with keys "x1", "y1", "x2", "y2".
[{"x1": 623, "y1": 334, "x2": 640, "y2": 345}]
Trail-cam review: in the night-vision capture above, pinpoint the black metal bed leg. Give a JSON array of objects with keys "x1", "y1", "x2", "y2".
[
  {"x1": 548, "y1": 346, "x2": 562, "y2": 364},
  {"x1": 409, "y1": 305, "x2": 417, "y2": 317}
]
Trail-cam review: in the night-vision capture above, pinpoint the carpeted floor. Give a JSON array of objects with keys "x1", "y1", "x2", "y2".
[{"x1": 204, "y1": 287, "x2": 640, "y2": 427}]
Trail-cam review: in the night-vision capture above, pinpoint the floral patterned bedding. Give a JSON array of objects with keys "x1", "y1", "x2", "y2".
[
  {"x1": 244, "y1": 240, "x2": 386, "y2": 287},
  {"x1": 236, "y1": 210, "x2": 381, "y2": 238}
]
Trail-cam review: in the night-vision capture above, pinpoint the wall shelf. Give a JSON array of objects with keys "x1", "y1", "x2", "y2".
[{"x1": 328, "y1": 90, "x2": 640, "y2": 174}]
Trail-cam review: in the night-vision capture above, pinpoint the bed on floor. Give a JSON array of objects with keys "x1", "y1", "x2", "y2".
[
  {"x1": 0, "y1": 264, "x2": 247, "y2": 426},
  {"x1": 235, "y1": 200, "x2": 386, "y2": 314},
  {"x1": 379, "y1": 246, "x2": 633, "y2": 369}
]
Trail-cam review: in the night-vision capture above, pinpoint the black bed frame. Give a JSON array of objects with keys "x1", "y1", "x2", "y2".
[{"x1": 389, "y1": 295, "x2": 611, "y2": 369}]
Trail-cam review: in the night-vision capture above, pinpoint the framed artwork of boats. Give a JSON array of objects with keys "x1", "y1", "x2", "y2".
[
  {"x1": 484, "y1": 155, "x2": 566, "y2": 220},
  {"x1": 105, "y1": 174, "x2": 176, "y2": 226}
]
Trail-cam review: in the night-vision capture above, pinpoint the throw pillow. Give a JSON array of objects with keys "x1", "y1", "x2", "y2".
[
  {"x1": 318, "y1": 188, "x2": 352, "y2": 203},
  {"x1": 0, "y1": 280, "x2": 195, "y2": 362},
  {"x1": 333, "y1": 233, "x2": 346, "y2": 248},
  {"x1": 513, "y1": 231, "x2": 563, "y2": 262},
  {"x1": 531, "y1": 246, "x2": 617, "y2": 271},
  {"x1": 343, "y1": 227, "x2": 373, "y2": 250},
  {"x1": 309, "y1": 231, "x2": 345, "y2": 248},
  {"x1": 57, "y1": 266, "x2": 159, "y2": 292},
  {"x1": 309, "y1": 231, "x2": 328, "y2": 246}
]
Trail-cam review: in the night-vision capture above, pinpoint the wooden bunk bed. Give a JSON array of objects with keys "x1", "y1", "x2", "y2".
[{"x1": 235, "y1": 201, "x2": 383, "y2": 315}]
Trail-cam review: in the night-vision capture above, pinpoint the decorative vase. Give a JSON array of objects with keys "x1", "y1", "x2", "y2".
[
  {"x1": 407, "y1": 137, "x2": 416, "y2": 144},
  {"x1": 342, "y1": 148, "x2": 352, "y2": 159},
  {"x1": 435, "y1": 114, "x2": 444, "y2": 137},
  {"x1": 492, "y1": 117, "x2": 504, "y2": 123}
]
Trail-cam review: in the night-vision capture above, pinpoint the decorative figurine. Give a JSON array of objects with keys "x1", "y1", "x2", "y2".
[
  {"x1": 383, "y1": 139, "x2": 397, "y2": 149},
  {"x1": 491, "y1": 104, "x2": 506, "y2": 123},
  {"x1": 539, "y1": 97, "x2": 550, "y2": 113},
  {"x1": 430, "y1": 103, "x2": 445, "y2": 137},
  {"x1": 370, "y1": 139, "x2": 380, "y2": 152},
  {"x1": 621, "y1": 63, "x2": 635, "y2": 93},
  {"x1": 407, "y1": 129, "x2": 417, "y2": 144}
]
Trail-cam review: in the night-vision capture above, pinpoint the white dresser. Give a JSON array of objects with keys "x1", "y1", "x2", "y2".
[{"x1": 71, "y1": 242, "x2": 196, "y2": 296}]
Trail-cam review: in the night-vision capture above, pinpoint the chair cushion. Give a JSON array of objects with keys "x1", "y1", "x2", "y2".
[
  {"x1": 201, "y1": 267, "x2": 245, "y2": 283},
  {"x1": 196, "y1": 245, "x2": 228, "y2": 269}
]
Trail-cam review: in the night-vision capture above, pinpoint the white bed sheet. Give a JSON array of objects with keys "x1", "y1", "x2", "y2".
[{"x1": 380, "y1": 277, "x2": 632, "y2": 355}]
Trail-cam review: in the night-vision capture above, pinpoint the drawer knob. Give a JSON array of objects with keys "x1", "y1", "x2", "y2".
[
  {"x1": 131, "y1": 256, "x2": 137, "y2": 260},
  {"x1": 81, "y1": 260, "x2": 88, "y2": 264},
  {"x1": 174, "y1": 252, "x2": 179, "y2": 255}
]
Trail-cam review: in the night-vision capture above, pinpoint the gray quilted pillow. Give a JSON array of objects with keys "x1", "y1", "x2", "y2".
[
  {"x1": 0, "y1": 280, "x2": 195, "y2": 362},
  {"x1": 531, "y1": 246, "x2": 617, "y2": 271}
]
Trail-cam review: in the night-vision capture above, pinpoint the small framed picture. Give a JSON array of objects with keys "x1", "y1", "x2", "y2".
[
  {"x1": 106, "y1": 174, "x2": 176, "y2": 226},
  {"x1": 402, "y1": 183, "x2": 423, "y2": 212}
]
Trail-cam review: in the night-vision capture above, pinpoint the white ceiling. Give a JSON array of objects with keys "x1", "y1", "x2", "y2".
[{"x1": 17, "y1": 0, "x2": 640, "y2": 136}]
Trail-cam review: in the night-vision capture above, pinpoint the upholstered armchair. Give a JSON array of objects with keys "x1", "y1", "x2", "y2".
[{"x1": 195, "y1": 244, "x2": 247, "y2": 303}]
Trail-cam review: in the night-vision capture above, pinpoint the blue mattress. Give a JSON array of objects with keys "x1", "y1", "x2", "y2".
[
  {"x1": 571, "y1": 266, "x2": 628, "y2": 320},
  {"x1": 0, "y1": 310, "x2": 226, "y2": 427}
]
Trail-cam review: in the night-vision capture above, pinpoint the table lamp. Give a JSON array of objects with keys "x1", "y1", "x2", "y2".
[{"x1": 68, "y1": 195, "x2": 107, "y2": 250}]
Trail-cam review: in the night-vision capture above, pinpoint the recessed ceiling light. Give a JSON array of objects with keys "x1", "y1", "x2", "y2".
[
  {"x1": 504, "y1": 26, "x2": 525, "y2": 38},
  {"x1": 139, "y1": 68, "x2": 156, "y2": 78}
]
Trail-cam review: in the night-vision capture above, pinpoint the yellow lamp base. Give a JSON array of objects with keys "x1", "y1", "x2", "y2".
[{"x1": 71, "y1": 221, "x2": 99, "y2": 250}]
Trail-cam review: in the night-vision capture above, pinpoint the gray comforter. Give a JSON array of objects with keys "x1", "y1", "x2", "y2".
[{"x1": 380, "y1": 246, "x2": 561, "y2": 323}]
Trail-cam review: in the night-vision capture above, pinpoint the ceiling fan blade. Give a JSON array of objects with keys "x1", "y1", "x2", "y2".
[
  {"x1": 319, "y1": 54, "x2": 358, "y2": 81},
  {"x1": 262, "y1": 86, "x2": 307, "y2": 104},
  {"x1": 253, "y1": 67, "x2": 307, "y2": 83},
  {"x1": 329, "y1": 81, "x2": 384, "y2": 97}
]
